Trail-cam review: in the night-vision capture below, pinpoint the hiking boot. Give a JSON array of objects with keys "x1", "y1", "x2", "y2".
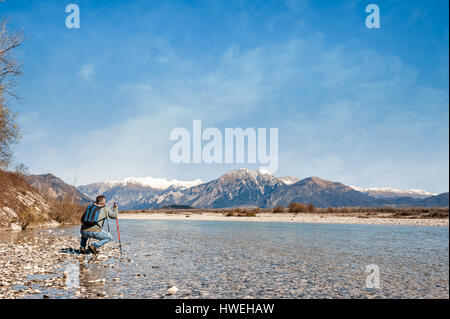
[
  {"x1": 88, "y1": 244, "x2": 99, "y2": 255},
  {"x1": 80, "y1": 247, "x2": 87, "y2": 254}
]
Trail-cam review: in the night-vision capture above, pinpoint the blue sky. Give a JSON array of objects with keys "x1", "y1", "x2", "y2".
[{"x1": 1, "y1": 0, "x2": 448, "y2": 193}]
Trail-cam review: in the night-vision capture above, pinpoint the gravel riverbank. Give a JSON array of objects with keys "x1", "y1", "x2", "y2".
[{"x1": 0, "y1": 230, "x2": 127, "y2": 299}]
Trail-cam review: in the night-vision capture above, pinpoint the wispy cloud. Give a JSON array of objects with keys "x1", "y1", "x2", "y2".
[{"x1": 77, "y1": 64, "x2": 95, "y2": 83}]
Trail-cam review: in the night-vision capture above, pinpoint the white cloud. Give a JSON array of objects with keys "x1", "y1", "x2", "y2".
[{"x1": 77, "y1": 64, "x2": 95, "y2": 82}]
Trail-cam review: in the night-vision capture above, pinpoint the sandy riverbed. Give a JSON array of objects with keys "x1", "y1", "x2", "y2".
[{"x1": 119, "y1": 212, "x2": 449, "y2": 227}]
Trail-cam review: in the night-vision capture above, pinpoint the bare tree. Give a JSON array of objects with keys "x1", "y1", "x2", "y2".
[{"x1": 0, "y1": 18, "x2": 22, "y2": 168}]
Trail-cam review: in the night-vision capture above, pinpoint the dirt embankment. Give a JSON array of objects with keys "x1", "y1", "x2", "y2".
[{"x1": 0, "y1": 171, "x2": 58, "y2": 231}]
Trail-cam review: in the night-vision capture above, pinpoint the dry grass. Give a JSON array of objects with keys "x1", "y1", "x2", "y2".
[
  {"x1": 0, "y1": 170, "x2": 48, "y2": 229},
  {"x1": 0, "y1": 170, "x2": 34, "y2": 212},
  {"x1": 15, "y1": 207, "x2": 46, "y2": 230},
  {"x1": 1, "y1": 170, "x2": 84, "y2": 228},
  {"x1": 47, "y1": 194, "x2": 84, "y2": 224}
]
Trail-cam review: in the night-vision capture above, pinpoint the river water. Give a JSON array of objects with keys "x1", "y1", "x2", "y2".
[{"x1": 2, "y1": 219, "x2": 449, "y2": 298}]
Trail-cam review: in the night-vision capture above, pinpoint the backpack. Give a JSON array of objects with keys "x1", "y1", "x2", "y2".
[{"x1": 81, "y1": 205, "x2": 105, "y2": 227}]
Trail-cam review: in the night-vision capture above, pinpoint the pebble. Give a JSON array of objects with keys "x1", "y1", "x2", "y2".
[{"x1": 167, "y1": 286, "x2": 178, "y2": 294}]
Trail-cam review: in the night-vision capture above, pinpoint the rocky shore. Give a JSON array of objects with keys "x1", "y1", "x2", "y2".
[{"x1": 0, "y1": 230, "x2": 127, "y2": 299}]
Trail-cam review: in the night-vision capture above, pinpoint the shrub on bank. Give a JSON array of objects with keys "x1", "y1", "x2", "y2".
[
  {"x1": 288, "y1": 202, "x2": 307, "y2": 213},
  {"x1": 225, "y1": 207, "x2": 259, "y2": 217},
  {"x1": 48, "y1": 194, "x2": 84, "y2": 224},
  {"x1": 273, "y1": 206, "x2": 286, "y2": 213},
  {"x1": 16, "y1": 207, "x2": 46, "y2": 230}
]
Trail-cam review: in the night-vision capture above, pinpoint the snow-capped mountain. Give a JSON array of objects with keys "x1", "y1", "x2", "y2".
[
  {"x1": 136, "y1": 168, "x2": 285, "y2": 209},
  {"x1": 349, "y1": 186, "x2": 436, "y2": 199},
  {"x1": 279, "y1": 176, "x2": 300, "y2": 185},
  {"x1": 78, "y1": 176, "x2": 202, "y2": 208},
  {"x1": 82, "y1": 176, "x2": 202, "y2": 190},
  {"x1": 77, "y1": 169, "x2": 448, "y2": 209}
]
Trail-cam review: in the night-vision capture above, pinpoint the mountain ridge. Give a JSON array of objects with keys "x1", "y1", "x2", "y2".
[{"x1": 76, "y1": 169, "x2": 448, "y2": 209}]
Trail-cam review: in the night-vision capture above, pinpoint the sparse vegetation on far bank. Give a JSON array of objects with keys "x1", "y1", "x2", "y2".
[
  {"x1": 120, "y1": 204, "x2": 449, "y2": 220},
  {"x1": 223, "y1": 207, "x2": 259, "y2": 217}
]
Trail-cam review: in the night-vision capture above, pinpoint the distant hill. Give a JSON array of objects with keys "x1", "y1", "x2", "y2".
[
  {"x1": 25, "y1": 173, "x2": 92, "y2": 204},
  {"x1": 416, "y1": 192, "x2": 449, "y2": 207}
]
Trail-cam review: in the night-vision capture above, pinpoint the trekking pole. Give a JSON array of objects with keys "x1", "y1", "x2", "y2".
[
  {"x1": 116, "y1": 218, "x2": 122, "y2": 255},
  {"x1": 114, "y1": 202, "x2": 123, "y2": 255}
]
